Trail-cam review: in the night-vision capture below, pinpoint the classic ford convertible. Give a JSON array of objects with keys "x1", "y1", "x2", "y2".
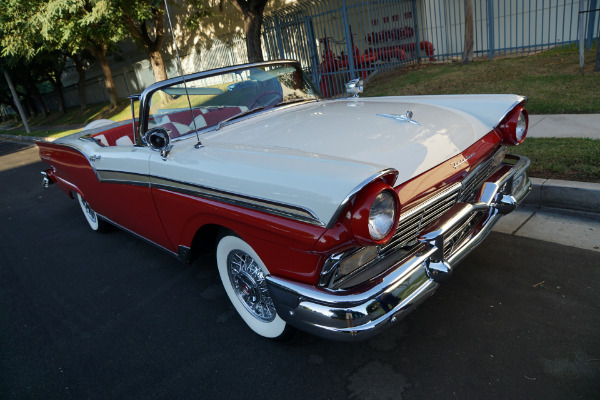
[{"x1": 37, "y1": 60, "x2": 530, "y2": 341}]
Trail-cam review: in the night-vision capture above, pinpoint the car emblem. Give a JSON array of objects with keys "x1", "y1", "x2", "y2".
[
  {"x1": 376, "y1": 111, "x2": 421, "y2": 126},
  {"x1": 451, "y1": 152, "x2": 476, "y2": 169}
]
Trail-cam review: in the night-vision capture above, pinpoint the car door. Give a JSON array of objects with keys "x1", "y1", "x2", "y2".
[{"x1": 77, "y1": 139, "x2": 174, "y2": 251}]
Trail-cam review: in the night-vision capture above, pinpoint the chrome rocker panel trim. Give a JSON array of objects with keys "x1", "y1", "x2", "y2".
[{"x1": 266, "y1": 155, "x2": 531, "y2": 341}]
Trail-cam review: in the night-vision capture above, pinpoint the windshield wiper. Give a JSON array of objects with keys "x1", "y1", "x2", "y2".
[{"x1": 215, "y1": 106, "x2": 264, "y2": 131}]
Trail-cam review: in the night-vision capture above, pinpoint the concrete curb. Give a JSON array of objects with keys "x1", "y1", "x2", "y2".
[{"x1": 524, "y1": 177, "x2": 600, "y2": 214}]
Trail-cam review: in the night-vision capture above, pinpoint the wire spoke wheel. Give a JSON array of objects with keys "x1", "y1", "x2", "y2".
[
  {"x1": 228, "y1": 250, "x2": 277, "y2": 322},
  {"x1": 216, "y1": 235, "x2": 295, "y2": 340}
]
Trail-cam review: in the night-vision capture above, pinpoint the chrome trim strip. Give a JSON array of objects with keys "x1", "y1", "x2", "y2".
[
  {"x1": 95, "y1": 212, "x2": 178, "y2": 258},
  {"x1": 326, "y1": 168, "x2": 399, "y2": 229},
  {"x1": 151, "y1": 176, "x2": 324, "y2": 227},
  {"x1": 496, "y1": 96, "x2": 528, "y2": 127},
  {"x1": 92, "y1": 169, "x2": 323, "y2": 226},
  {"x1": 96, "y1": 170, "x2": 151, "y2": 186}
]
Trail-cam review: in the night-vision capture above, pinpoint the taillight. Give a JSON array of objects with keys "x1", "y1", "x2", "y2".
[
  {"x1": 498, "y1": 106, "x2": 528, "y2": 145},
  {"x1": 350, "y1": 181, "x2": 400, "y2": 246}
]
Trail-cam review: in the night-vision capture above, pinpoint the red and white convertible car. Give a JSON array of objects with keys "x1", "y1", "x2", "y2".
[{"x1": 37, "y1": 60, "x2": 530, "y2": 341}]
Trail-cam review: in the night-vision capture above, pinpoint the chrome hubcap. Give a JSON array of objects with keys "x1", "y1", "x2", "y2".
[{"x1": 227, "y1": 250, "x2": 276, "y2": 322}]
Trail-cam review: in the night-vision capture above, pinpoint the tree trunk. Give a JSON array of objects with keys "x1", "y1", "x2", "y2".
[
  {"x1": 462, "y1": 0, "x2": 475, "y2": 64},
  {"x1": 49, "y1": 70, "x2": 67, "y2": 114},
  {"x1": 90, "y1": 43, "x2": 119, "y2": 109},
  {"x1": 25, "y1": 95, "x2": 37, "y2": 118},
  {"x1": 244, "y1": 11, "x2": 264, "y2": 62},
  {"x1": 73, "y1": 55, "x2": 88, "y2": 111},
  {"x1": 26, "y1": 77, "x2": 49, "y2": 119},
  {"x1": 32, "y1": 84, "x2": 49, "y2": 119},
  {"x1": 150, "y1": 50, "x2": 168, "y2": 82},
  {"x1": 125, "y1": 4, "x2": 167, "y2": 82},
  {"x1": 230, "y1": 0, "x2": 268, "y2": 63}
]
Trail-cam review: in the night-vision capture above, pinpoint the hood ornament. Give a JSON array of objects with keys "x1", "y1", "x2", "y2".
[{"x1": 377, "y1": 111, "x2": 420, "y2": 126}]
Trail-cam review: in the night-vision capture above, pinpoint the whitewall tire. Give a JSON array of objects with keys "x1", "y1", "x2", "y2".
[
  {"x1": 216, "y1": 235, "x2": 293, "y2": 340},
  {"x1": 76, "y1": 193, "x2": 110, "y2": 233}
]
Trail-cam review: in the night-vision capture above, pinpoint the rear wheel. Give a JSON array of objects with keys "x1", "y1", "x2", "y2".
[
  {"x1": 76, "y1": 193, "x2": 110, "y2": 232},
  {"x1": 216, "y1": 235, "x2": 295, "y2": 340}
]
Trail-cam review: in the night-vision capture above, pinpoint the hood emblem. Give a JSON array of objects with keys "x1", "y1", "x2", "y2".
[{"x1": 376, "y1": 111, "x2": 421, "y2": 126}]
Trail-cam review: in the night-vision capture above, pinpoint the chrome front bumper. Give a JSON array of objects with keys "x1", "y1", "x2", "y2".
[{"x1": 266, "y1": 155, "x2": 531, "y2": 341}]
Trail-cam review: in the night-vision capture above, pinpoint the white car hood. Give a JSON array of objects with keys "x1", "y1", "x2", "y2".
[{"x1": 160, "y1": 94, "x2": 524, "y2": 226}]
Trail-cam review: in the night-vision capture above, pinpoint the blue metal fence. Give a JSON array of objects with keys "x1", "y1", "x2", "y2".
[{"x1": 262, "y1": 0, "x2": 600, "y2": 97}]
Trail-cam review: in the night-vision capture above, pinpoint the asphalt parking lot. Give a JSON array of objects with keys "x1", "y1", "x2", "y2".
[{"x1": 1, "y1": 140, "x2": 599, "y2": 400}]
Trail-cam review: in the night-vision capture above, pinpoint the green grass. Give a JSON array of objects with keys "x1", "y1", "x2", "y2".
[
  {"x1": 508, "y1": 137, "x2": 600, "y2": 183},
  {"x1": 364, "y1": 45, "x2": 600, "y2": 114}
]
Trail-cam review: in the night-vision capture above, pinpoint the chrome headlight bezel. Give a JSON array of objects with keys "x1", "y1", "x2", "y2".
[
  {"x1": 368, "y1": 191, "x2": 397, "y2": 241},
  {"x1": 350, "y1": 182, "x2": 400, "y2": 246}
]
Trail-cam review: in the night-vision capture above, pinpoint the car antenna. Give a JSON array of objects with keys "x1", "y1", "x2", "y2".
[{"x1": 163, "y1": 0, "x2": 203, "y2": 149}]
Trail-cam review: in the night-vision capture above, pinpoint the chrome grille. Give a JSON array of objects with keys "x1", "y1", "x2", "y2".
[
  {"x1": 323, "y1": 148, "x2": 505, "y2": 290},
  {"x1": 380, "y1": 184, "x2": 461, "y2": 256},
  {"x1": 459, "y1": 148, "x2": 505, "y2": 202}
]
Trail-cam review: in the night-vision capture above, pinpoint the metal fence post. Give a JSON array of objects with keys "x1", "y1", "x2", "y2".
[
  {"x1": 412, "y1": 0, "x2": 422, "y2": 62},
  {"x1": 487, "y1": 0, "x2": 495, "y2": 60},
  {"x1": 579, "y1": 0, "x2": 585, "y2": 71},
  {"x1": 340, "y1": 0, "x2": 357, "y2": 80},
  {"x1": 274, "y1": 15, "x2": 286, "y2": 59},
  {"x1": 586, "y1": 0, "x2": 598, "y2": 50},
  {"x1": 305, "y1": 16, "x2": 319, "y2": 82}
]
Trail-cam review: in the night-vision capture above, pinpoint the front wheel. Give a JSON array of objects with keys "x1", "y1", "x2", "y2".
[
  {"x1": 216, "y1": 235, "x2": 295, "y2": 340},
  {"x1": 76, "y1": 193, "x2": 110, "y2": 233}
]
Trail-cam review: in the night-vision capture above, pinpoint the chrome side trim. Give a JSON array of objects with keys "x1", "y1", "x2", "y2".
[
  {"x1": 94, "y1": 212, "x2": 178, "y2": 258},
  {"x1": 92, "y1": 169, "x2": 323, "y2": 226},
  {"x1": 96, "y1": 170, "x2": 151, "y2": 186},
  {"x1": 495, "y1": 97, "x2": 528, "y2": 127},
  {"x1": 151, "y1": 176, "x2": 324, "y2": 227}
]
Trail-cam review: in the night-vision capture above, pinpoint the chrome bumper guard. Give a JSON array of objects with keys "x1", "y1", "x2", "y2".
[{"x1": 266, "y1": 155, "x2": 531, "y2": 341}]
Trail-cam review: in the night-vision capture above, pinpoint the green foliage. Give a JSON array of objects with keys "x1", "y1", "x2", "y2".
[
  {"x1": 508, "y1": 138, "x2": 600, "y2": 183},
  {"x1": 0, "y1": 0, "x2": 127, "y2": 58}
]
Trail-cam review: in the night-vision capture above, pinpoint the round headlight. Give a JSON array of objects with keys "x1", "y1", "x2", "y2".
[
  {"x1": 499, "y1": 106, "x2": 528, "y2": 145},
  {"x1": 516, "y1": 110, "x2": 527, "y2": 142},
  {"x1": 368, "y1": 191, "x2": 396, "y2": 241}
]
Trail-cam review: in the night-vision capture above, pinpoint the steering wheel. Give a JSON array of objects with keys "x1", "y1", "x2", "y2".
[{"x1": 250, "y1": 91, "x2": 283, "y2": 110}]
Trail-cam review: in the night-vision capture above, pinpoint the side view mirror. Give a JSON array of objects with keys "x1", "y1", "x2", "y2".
[
  {"x1": 144, "y1": 127, "x2": 170, "y2": 150},
  {"x1": 345, "y1": 78, "x2": 364, "y2": 97},
  {"x1": 143, "y1": 127, "x2": 172, "y2": 160}
]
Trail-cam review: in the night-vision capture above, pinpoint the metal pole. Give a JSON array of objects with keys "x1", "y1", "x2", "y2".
[
  {"x1": 586, "y1": 0, "x2": 598, "y2": 50},
  {"x1": 487, "y1": 0, "x2": 495, "y2": 60},
  {"x1": 341, "y1": 0, "x2": 356, "y2": 80},
  {"x1": 2, "y1": 69, "x2": 31, "y2": 134},
  {"x1": 274, "y1": 15, "x2": 286, "y2": 59},
  {"x1": 579, "y1": 0, "x2": 585, "y2": 72}
]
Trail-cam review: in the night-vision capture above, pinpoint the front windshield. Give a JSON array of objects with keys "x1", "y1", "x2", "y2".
[{"x1": 147, "y1": 63, "x2": 320, "y2": 139}]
